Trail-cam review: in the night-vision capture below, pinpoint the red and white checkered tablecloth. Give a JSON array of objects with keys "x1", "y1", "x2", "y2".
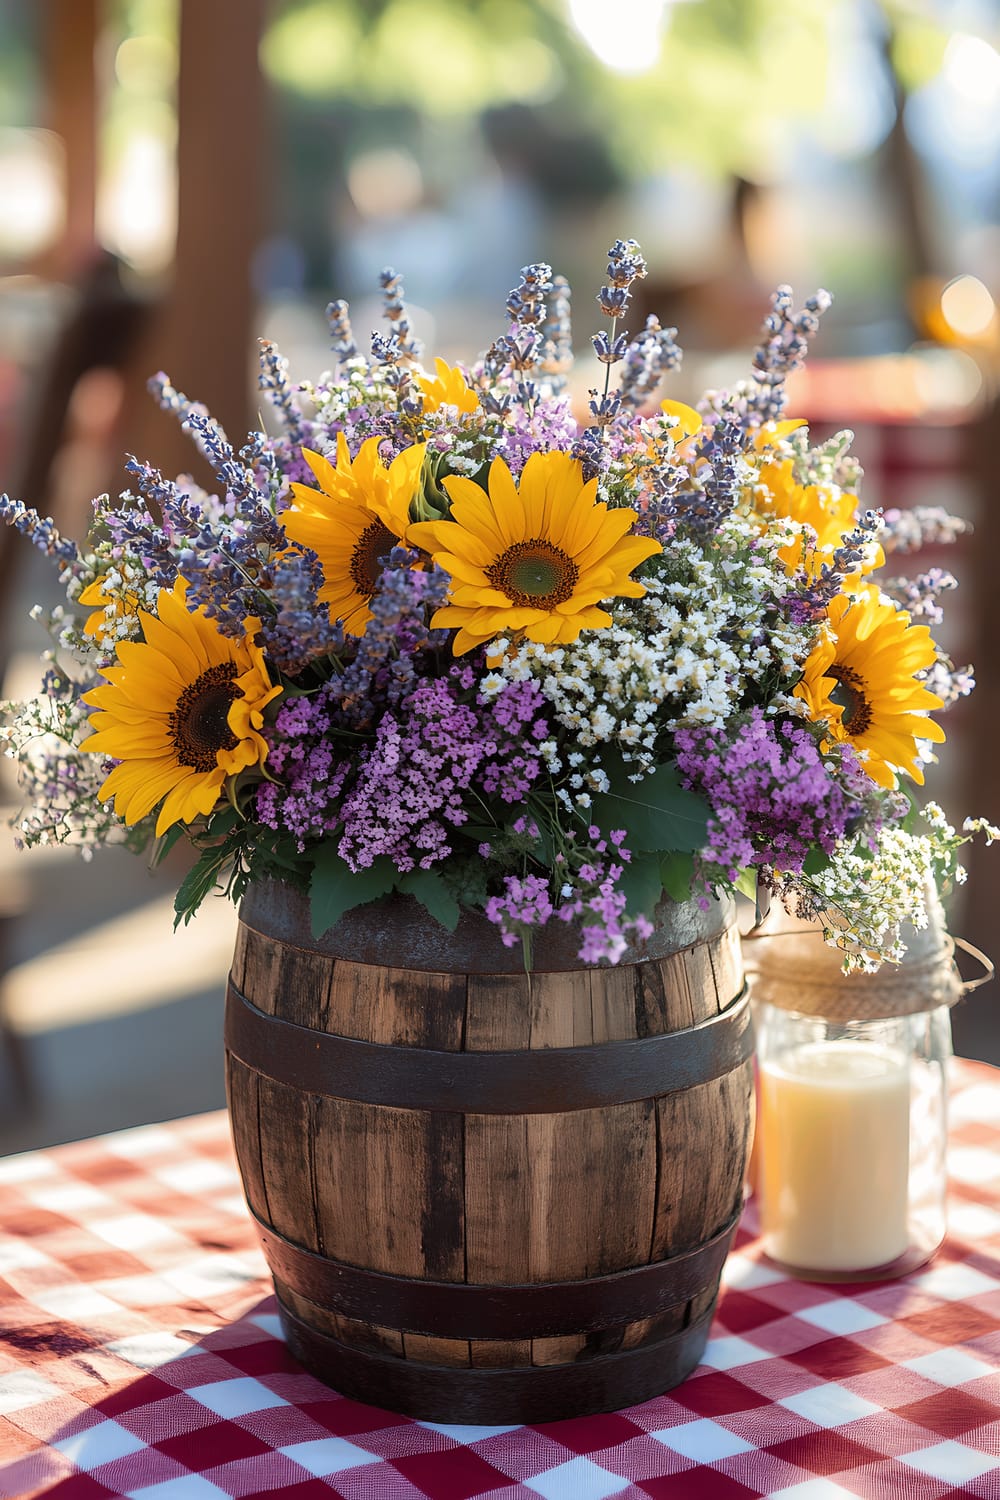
[{"x1": 1, "y1": 1058, "x2": 998, "y2": 1500}]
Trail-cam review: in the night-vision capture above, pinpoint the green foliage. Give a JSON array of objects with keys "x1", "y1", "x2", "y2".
[
  {"x1": 660, "y1": 850, "x2": 695, "y2": 903},
  {"x1": 309, "y1": 848, "x2": 397, "y2": 939},
  {"x1": 617, "y1": 849, "x2": 666, "y2": 918},
  {"x1": 173, "y1": 810, "x2": 252, "y2": 928},
  {"x1": 590, "y1": 751, "x2": 710, "y2": 855},
  {"x1": 398, "y1": 869, "x2": 461, "y2": 931}
]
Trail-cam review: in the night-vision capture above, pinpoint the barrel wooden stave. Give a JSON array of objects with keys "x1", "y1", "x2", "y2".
[{"x1": 225, "y1": 890, "x2": 751, "y2": 1416}]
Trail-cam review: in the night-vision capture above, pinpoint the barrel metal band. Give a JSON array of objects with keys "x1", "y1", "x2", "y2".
[
  {"x1": 277, "y1": 1299, "x2": 715, "y2": 1424},
  {"x1": 256, "y1": 1209, "x2": 740, "y2": 1339},
  {"x1": 224, "y1": 978, "x2": 752, "y2": 1113}
]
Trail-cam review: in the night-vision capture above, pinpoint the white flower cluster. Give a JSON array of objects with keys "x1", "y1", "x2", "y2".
[
  {"x1": 493, "y1": 514, "x2": 815, "y2": 773},
  {"x1": 800, "y1": 827, "x2": 938, "y2": 971},
  {"x1": 66, "y1": 553, "x2": 161, "y2": 655},
  {"x1": 0, "y1": 685, "x2": 120, "y2": 856},
  {"x1": 791, "y1": 801, "x2": 1000, "y2": 971}
]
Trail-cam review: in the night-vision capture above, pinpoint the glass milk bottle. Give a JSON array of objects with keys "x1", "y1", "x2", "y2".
[{"x1": 745, "y1": 891, "x2": 989, "y2": 1282}]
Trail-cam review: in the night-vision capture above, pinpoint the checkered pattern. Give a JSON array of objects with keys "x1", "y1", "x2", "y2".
[{"x1": 2, "y1": 1061, "x2": 998, "y2": 1500}]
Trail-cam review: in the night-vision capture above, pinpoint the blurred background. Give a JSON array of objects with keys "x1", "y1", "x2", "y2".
[{"x1": 0, "y1": 0, "x2": 998, "y2": 1153}]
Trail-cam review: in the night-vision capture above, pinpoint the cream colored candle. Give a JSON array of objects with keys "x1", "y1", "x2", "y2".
[{"x1": 759, "y1": 1040, "x2": 911, "y2": 1272}]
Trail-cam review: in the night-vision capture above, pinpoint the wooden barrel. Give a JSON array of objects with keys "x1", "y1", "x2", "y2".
[{"x1": 225, "y1": 878, "x2": 754, "y2": 1422}]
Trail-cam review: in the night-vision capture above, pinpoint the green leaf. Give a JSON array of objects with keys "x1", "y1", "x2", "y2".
[
  {"x1": 173, "y1": 835, "x2": 241, "y2": 928},
  {"x1": 591, "y1": 754, "x2": 710, "y2": 854},
  {"x1": 617, "y1": 849, "x2": 665, "y2": 918},
  {"x1": 309, "y1": 848, "x2": 397, "y2": 939},
  {"x1": 735, "y1": 867, "x2": 759, "y2": 901},
  {"x1": 398, "y1": 869, "x2": 461, "y2": 931},
  {"x1": 150, "y1": 822, "x2": 187, "y2": 867},
  {"x1": 660, "y1": 850, "x2": 695, "y2": 903},
  {"x1": 802, "y1": 847, "x2": 832, "y2": 876}
]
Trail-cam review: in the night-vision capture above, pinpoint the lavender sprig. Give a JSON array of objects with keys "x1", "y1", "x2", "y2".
[
  {"x1": 617, "y1": 315, "x2": 682, "y2": 409},
  {"x1": 258, "y1": 338, "x2": 308, "y2": 444},
  {"x1": 746, "y1": 285, "x2": 832, "y2": 427},
  {"x1": 656, "y1": 413, "x2": 743, "y2": 536},
  {"x1": 0, "y1": 495, "x2": 79, "y2": 566},
  {"x1": 148, "y1": 374, "x2": 264, "y2": 504},
  {"x1": 538, "y1": 274, "x2": 573, "y2": 390},
  {"x1": 881, "y1": 507, "x2": 971, "y2": 555},
  {"x1": 573, "y1": 239, "x2": 648, "y2": 478},
  {"x1": 379, "y1": 267, "x2": 422, "y2": 362},
  {"x1": 326, "y1": 298, "x2": 358, "y2": 363}
]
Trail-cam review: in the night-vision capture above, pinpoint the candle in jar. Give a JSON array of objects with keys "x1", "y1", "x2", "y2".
[{"x1": 758, "y1": 1040, "x2": 911, "y2": 1272}]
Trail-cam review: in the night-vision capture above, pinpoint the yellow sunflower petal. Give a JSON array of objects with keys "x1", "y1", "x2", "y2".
[
  {"x1": 660, "y1": 400, "x2": 702, "y2": 438},
  {"x1": 795, "y1": 588, "x2": 945, "y2": 787},
  {"x1": 81, "y1": 578, "x2": 279, "y2": 835},
  {"x1": 418, "y1": 451, "x2": 661, "y2": 655}
]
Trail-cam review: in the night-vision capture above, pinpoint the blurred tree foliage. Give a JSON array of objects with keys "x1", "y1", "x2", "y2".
[{"x1": 261, "y1": 0, "x2": 948, "y2": 180}]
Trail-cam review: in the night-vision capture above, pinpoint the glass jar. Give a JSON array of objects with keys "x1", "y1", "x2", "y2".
[
  {"x1": 744, "y1": 886, "x2": 990, "y2": 1283},
  {"x1": 753, "y1": 1000, "x2": 952, "y2": 1280}
]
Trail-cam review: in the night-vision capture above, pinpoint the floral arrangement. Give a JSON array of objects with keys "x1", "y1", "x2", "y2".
[{"x1": 2, "y1": 241, "x2": 993, "y2": 968}]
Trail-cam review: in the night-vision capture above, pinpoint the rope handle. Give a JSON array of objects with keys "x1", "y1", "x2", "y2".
[{"x1": 954, "y1": 937, "x2": 995, "y2": 993}]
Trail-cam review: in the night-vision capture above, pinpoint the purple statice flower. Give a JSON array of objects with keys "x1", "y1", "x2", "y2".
[
  {"x1": 498, "y1": 394, "x2": 580, "y2": 476},
  {"x1": 485, "y1": 826, "x2": 653, "y2": 966},
  {"x1": 255, "y1": 692, "x2": 354, "y2": 850},
  {"x1": 337, "y1": 672, "x2": 550, "y2": 873},
  {"x1": 675, "y1": 711, "x2": 874, "y2": 895},
  {"x1": 485, "y1": 874, "x2": 554, "y2": 948}
]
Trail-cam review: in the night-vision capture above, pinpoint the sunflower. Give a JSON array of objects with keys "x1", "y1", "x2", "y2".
[
  {"x1": 80, "y1": 578, "x2": 281, "y2": 836},
  {"x1": 282, "y1": 434, "x2": 426, "y2": 635},
  {"x1": 755, "y1": 455, "x2": 863, "y2": 578},
  {"x1": 416, "y1": 358, "x2": 479, "y2": 414},
  {"x1": 794, "y1": 587, "x2": 945, "y2": 788},
  {"x1": 408, "y1": 450, "x2": 662, "y2": 655}
]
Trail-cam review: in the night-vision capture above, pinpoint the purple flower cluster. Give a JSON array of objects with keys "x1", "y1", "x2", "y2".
[
  {"x1": 485, "y1": 826, "x2": 654, "y2": 966},
  {"x1": 255, "y1": 692, "x2": 353, "y2": 849},
  {"x1": 338, "y1": 673, "x2": 549, "y2": 872},
  {"x1": 675, "y1": 711, "x2": 871, "y2": 886},
  {"x1": 257, "y1": 667, "x2": 551, "y2": 871}
]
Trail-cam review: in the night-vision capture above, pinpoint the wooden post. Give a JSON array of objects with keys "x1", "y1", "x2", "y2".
[
  {"x1": 39, "y1": 0, "x2": 99, "y2": 278},
  {"x1": 122, "y1": 0, "x2": 267, "y2": 479},
  {"x1": 952, "y1": 394, "x2": 1000, "y2": 1063}
]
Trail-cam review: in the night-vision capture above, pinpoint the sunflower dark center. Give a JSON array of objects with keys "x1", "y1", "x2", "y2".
[
  {"x1": 169, "y1": 662, "x2": 241, "y2": 772},
  {"x1": 828, "y1": 664, "x2": 872, "y2": 736},
  {"x1": 486, "y1": 539, "x2": 579, "y2": 609},
  {"x1": 350, "y1": 519, "x2": 396, "y2": 597}
]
